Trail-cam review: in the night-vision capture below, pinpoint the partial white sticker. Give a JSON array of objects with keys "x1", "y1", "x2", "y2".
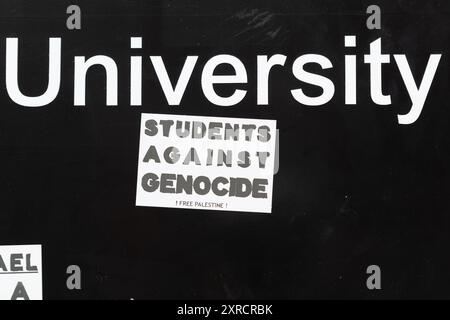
[
  {"x1": 0, "y1": 245, "x2": 42, "y2": 300},
  {"x1": 136, "y1": 113, "x2": 277, "y2": 213}
]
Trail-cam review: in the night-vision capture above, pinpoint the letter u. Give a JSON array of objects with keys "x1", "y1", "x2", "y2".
[{"x1": 6, "y1": 38, "x2": 61, "y2": 107}]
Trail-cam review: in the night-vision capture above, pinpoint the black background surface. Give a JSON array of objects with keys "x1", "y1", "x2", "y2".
[{"x1": 0, "y1": 0, "x2": 449, "y2": 299}]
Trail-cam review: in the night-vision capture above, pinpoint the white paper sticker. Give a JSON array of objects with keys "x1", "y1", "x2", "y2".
[
  {"x1": 0, "y1": 245, "x2": 43, "y2": 300},
  {"x1": 136, "y1": 113, "x2": 277, "y2": 213}
]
